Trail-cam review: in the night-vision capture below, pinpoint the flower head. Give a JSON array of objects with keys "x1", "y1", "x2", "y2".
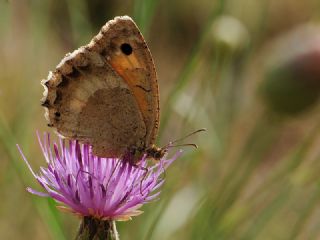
[{"x1": 18, "y1": 132, "x2": 180, "y2": 221}]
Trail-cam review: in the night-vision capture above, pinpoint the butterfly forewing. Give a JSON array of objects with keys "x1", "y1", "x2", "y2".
[{"x1": 87, "y1": 16, "x2": 160, "y2": 148}]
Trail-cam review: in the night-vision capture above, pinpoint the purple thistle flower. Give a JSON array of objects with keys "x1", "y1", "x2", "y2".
[{"x1": 18, "y1": 132, "x2": 181, "y2": 221}]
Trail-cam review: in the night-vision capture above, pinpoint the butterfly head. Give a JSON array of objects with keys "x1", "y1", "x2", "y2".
[
  {"x1": 145, "y1": 145, "x2": 167, "y2": 160},
  {"x1": 127, "y1": 145, "x2": 166, "y2": 164}
]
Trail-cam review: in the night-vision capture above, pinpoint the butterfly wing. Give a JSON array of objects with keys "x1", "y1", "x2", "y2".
[
  {"x1": 41, "y1": 16, "x2": 159, "y2": 157},
  {"x1": 42, "y1": 48, "x2": 147, "y2": 157},
  {"x1": 87, "y1": 16, "x2": 160, "y2": 149}
]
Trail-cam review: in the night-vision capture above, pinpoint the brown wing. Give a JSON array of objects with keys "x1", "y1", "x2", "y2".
[
  {"x1": 42, "y1": 47, "x2": 147, "y2": 157},
  {"x1": 41, "y1": 16, "x2": 159, "y2": 157},
  {"x1": 87, "y1": 16, "x2": 160, "y2": 148}
]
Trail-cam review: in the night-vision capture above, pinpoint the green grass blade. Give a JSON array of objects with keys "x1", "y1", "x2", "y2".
[
  {"x1": 159, "y1": 0, "x2": 226, "y2": 138},
  {"x1": 0, "y1": 116, "x2": 67, "y2": 240}
]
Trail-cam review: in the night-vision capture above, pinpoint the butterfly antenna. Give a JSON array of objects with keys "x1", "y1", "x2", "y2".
[
  {"x1": 162, "y1": 128, "x2": 206, "y2": 149},
  {"x1": 167, "y1": 143, "x2": 198, "y2": 149}
]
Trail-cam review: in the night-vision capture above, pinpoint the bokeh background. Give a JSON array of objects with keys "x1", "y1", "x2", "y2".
[{"x1": 2, "y1": 0, "x2": 320, "y2": 239}]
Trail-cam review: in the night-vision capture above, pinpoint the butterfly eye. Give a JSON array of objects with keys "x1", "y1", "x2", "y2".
[{"x1": 120, "y1": 43, "x2": 133, "y2": 55}]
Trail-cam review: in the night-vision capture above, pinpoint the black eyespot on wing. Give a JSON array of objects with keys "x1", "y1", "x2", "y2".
[{"x1": 120, "y1": 43, "x2": 133, "y2": 55}]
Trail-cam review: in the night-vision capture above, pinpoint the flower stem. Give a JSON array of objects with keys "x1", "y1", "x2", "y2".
[{"x1": 75, "y1": 217, "x2": 119, "y2": 240}]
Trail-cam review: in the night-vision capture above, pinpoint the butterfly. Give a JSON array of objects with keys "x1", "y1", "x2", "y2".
[{"x1": 41, "y1": 16, "x2": 164, "y2": 164}]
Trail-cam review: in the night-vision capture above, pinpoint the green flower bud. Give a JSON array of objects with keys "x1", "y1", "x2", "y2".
[{"x1": 261, "y1": 24, "x2": 320, "y2": 115}]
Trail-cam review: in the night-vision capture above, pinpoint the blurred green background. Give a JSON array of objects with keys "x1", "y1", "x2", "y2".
[{"x1": 2, "y1": 0, "x2": 320, "y2": 239}]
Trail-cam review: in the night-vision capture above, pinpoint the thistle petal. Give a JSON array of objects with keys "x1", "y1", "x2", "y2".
[{"x1": 19, "y1": 132, "x2": 180, "y2": 221}]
